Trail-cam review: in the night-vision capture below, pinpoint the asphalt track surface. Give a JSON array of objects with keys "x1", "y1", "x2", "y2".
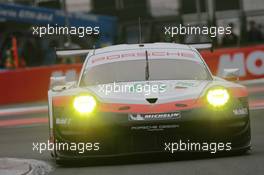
[{"x1": 0, "y1": 84, "x2": 264, "y2": 175}]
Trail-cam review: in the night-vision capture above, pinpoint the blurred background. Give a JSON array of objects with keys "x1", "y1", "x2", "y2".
[{"x1": 0, "y1": 0, "x2": 264, "y2": 69}]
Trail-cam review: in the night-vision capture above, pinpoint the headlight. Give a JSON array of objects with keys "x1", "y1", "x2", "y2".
[
  {"x1": 73, "y1": 95, "x2": 97, "y2": 114},
  {"x1": 206, "y1": 88, "x2": 230, "y2": 107}
]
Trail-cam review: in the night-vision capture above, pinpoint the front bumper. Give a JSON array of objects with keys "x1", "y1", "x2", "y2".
[{"x1": 52, "y1": 103, "x2": 251, "y2": 158}]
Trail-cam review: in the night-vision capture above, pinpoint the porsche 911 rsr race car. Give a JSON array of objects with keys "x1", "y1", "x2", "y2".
[{"x1": 48, "y1": 43, "x2": 251, "y2": 162}]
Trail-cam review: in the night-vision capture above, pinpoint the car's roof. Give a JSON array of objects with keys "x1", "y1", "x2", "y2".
[{"x1": 94, "y1": 42, "x2": 192, "y2": 55}]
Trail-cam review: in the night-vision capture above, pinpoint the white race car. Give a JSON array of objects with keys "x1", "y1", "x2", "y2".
[{"x1": 48, "y1": 43, "x2": 251, "y2": 163}]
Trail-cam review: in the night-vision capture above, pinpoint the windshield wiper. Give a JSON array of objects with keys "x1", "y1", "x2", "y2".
[{"x1": 145, "y1": 50, "x2": 150, "y2": 81}]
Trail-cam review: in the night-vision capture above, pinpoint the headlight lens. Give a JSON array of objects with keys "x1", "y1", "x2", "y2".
[
  {"x1": 73, "y1": 95, "x2": 96, "y2": 114},
  {"x1": 206, "y1": 88, "x2": 230, "y2": 107}
]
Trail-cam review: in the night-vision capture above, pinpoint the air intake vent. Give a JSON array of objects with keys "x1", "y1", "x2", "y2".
[
  {"x1": 146, "y1": 98, "x2": 158, "y2": 104},
  {"x1": 175, "y1": 103, "x2": 187, "y2": 107},
  {"x1": 118, "y1": 106, "x2": 130, "y2": 111}
]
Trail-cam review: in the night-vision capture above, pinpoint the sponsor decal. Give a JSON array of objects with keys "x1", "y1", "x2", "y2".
[
  {"x1": 128, "y1": 112, "x2": 181, "y2": 121},
  {"x1": 233, "y1": 108, "x2": 248, "y2": 115},
  {"x1": 56, "y1": 118, "x2": 71, "y2": 125},
  {"x1": 174, "y1": 81, "x2": 200, "y2": 88},
  {"x1": 90, "y1": 51, "x2": 196, "y2": 65},
  {"x1": 217, "y1": 51, "x2": 264, "y2": 77},
  {"x1": 201, "y1": 44, "x2": 264, "y2": 80},
  {"x1": 131, "y1": 124, "x2": 179, "y2": 131}
]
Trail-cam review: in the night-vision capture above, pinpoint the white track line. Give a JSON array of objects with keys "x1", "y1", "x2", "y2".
[{"x1": 0, "y1": 106, "x2": 48, "y2": 117}]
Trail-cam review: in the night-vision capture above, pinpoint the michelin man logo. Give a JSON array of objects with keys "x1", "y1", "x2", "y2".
[{"x1": 128, "y1": 114, "x2": 144, "y2": 121}]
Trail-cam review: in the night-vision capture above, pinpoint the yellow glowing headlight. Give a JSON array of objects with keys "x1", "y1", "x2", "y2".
[
  {"x1": 73, "y1": 95, "x2": 96, "y2": 114},
  {"x1": 206, "y1": 88, "x2": 230, "y2": 107}
]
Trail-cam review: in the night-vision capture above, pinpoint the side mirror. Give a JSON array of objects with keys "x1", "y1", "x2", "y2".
[
  {"x1": 50, "y1": 76, "x2": 67, "y2": 91},
  {"x1": 222, "y1": 68, "x2": 240, "y2": 81}
]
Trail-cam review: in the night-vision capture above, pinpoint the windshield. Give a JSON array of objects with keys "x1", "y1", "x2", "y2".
[{"x1": 81, "y1": 58, "x2": 210, "y2": 86}]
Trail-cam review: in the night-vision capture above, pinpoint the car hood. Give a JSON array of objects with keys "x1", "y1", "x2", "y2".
[{"x1": 88, "y1": 80, "x2": 209, "y2": 105}]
